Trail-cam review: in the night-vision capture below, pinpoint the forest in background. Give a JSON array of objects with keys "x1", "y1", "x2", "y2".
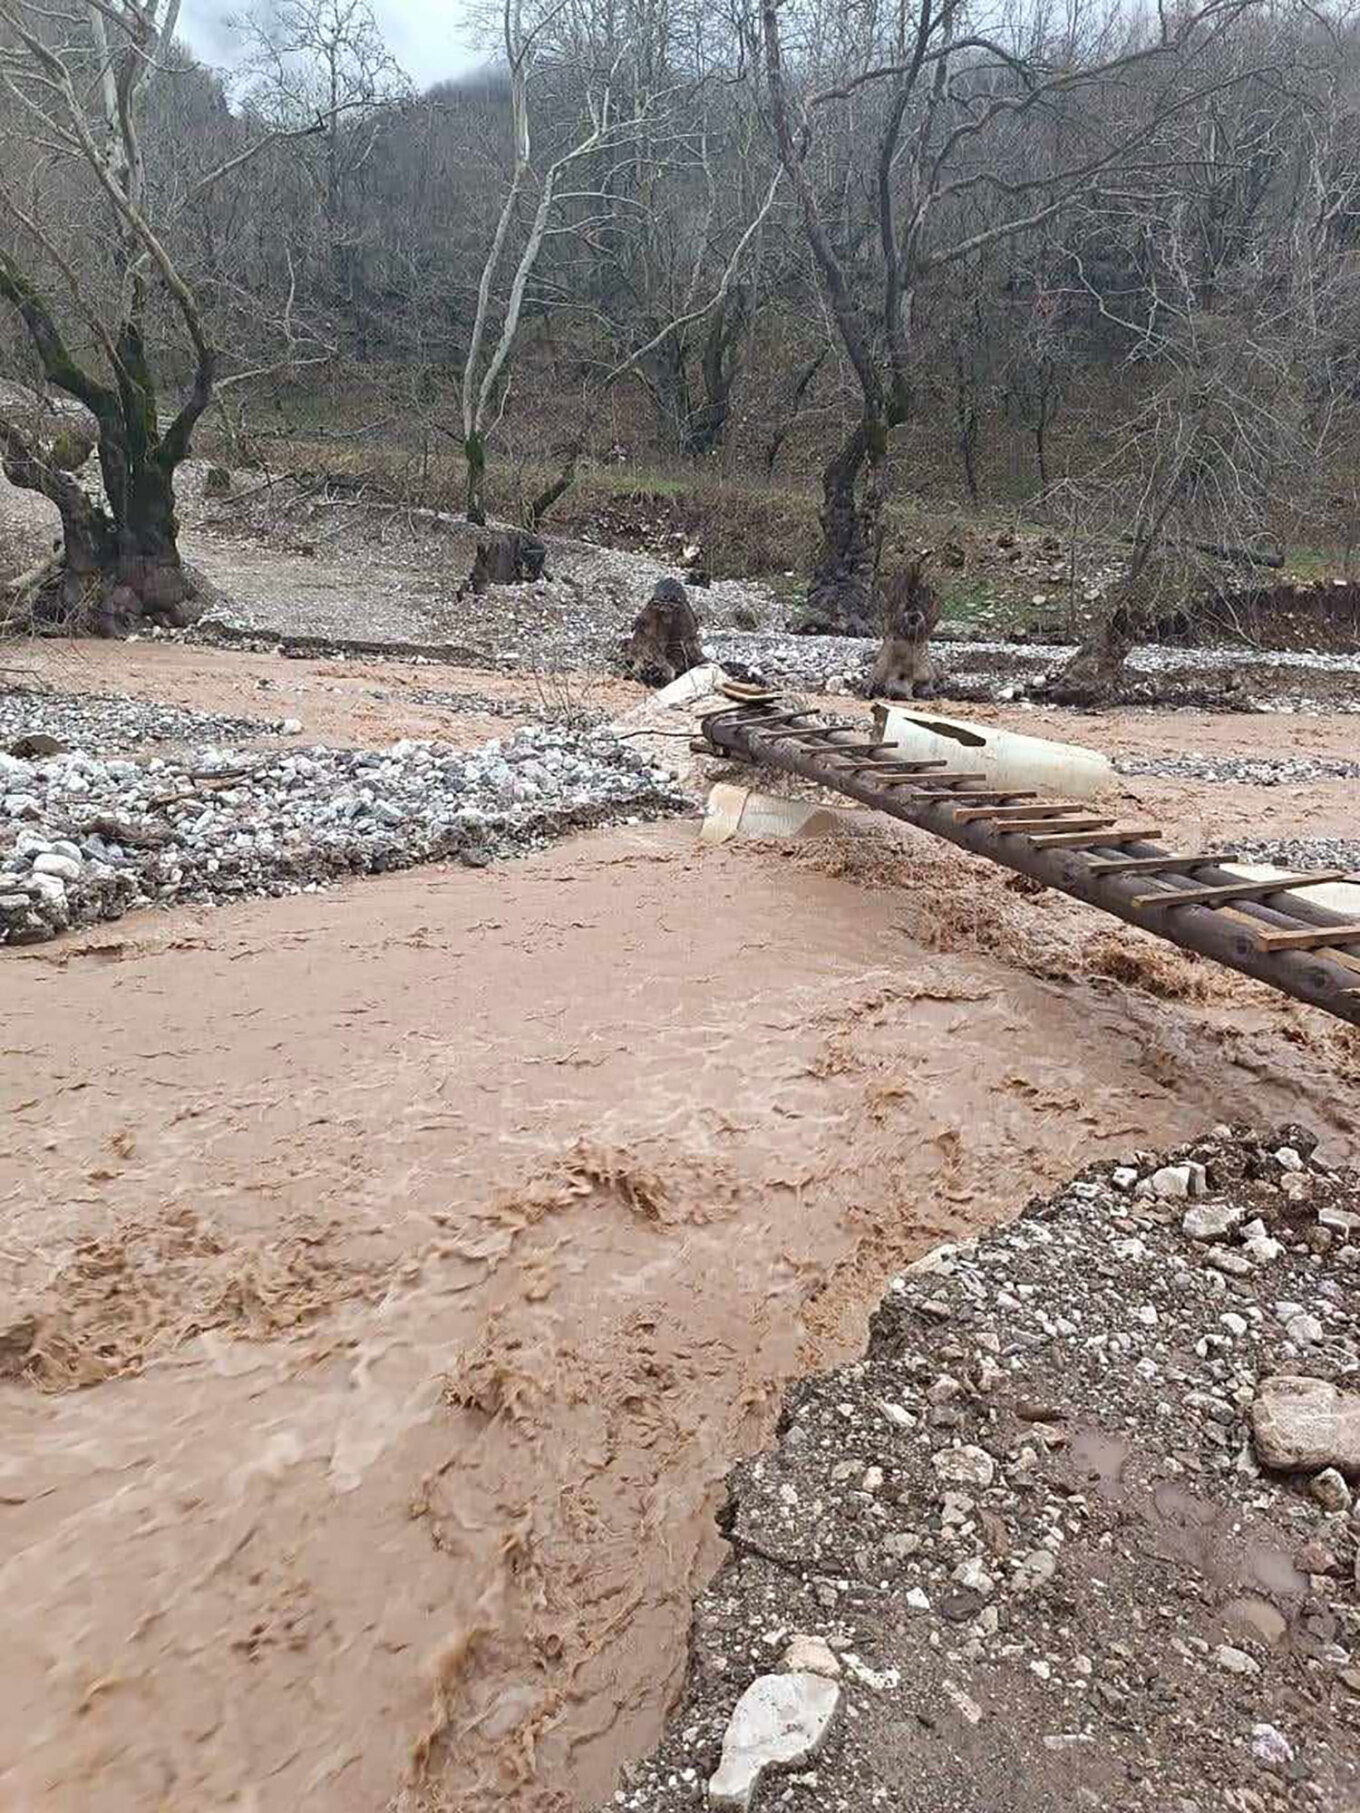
[{"x1": 6, "y1": 0, "x2": 1360, "y2": 680}]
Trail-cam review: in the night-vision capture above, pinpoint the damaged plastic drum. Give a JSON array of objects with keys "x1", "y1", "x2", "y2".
[{"x1": 872, "y1": 706, "x2": 1113, "y2": 801}]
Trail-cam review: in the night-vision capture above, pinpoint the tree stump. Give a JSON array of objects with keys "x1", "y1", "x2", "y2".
[
  {"x1": 467, "y1": 529, "x2": 548, "y2": 594},
  {"x1": 868, "y1": 556, "x2": 941, "y2": 698},
  {"x1": 620, "y1": 578, "x2": 704, "y2": 686}
]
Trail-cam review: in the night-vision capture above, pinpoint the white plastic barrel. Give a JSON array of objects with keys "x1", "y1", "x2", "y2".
[
  {"x1": 701, "y1": 783, "x2": 865, "y2": 845},
  {"x1": 872, "y1": 706, "x2": 1112, "y2": 801}
]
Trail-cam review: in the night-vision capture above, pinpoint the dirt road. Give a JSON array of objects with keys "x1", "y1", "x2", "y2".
[{"x1": 5, "y1": 804, "x2": 1358, "y2": 1812}]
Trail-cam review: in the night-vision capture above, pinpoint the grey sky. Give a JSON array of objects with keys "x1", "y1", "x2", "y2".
[{"x1": 176, "y1": 0, "x2": 482, "y2": 88}]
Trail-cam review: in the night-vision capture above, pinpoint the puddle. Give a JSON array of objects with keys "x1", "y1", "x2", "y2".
[
  {"x1": 1221, "y1": 1595, "x2": 1289, "y2": 1648},
  {"x1": 1069, "y1": 1427, "x2": 1132, "y2": 1494}
]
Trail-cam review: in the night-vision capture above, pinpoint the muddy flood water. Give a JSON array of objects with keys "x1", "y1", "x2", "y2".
[{"x1": 4, "y1": 818, "x2": 1359, "y2": 1812}]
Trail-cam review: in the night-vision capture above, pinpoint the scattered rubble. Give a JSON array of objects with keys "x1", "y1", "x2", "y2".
[
  {"x1": 604, "y1": 1126, "x2": 1360, "y2": 1813},
  {"x1": 1116, "y1": 753, "x2": 1360, "y2": 786},
  {"x1": 702, "y1": 630, "x2": 1360, "y2": 714},
  {"x1": 1226, "y1": 838, "x2": 1360, "y2": 875},
  {"x1": 0, "y1": 726, "x2": 687, "y2": 944},
  {"x1": 0, "y1": 685, "x2": 285, "y2": 752}
]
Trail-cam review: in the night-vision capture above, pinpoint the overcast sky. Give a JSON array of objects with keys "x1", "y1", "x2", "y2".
[{"x1": 176, "y1": 0, "x2": 482, "y2": 88}]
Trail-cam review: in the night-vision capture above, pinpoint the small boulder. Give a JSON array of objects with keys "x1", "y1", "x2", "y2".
[
  {"x1": 1309, "y1": 1467, "x2": 1352, "y2": 1513},
  {"x1": 932, "y1": 1444, "x2": 997, "y2": 1489},
  {"x1": 1183, "y1": 1200, "x2": 1246, "y2": 1242},
  {"x1": 8, "y1": 733, "x2": 64, "y2": 760},
  {"x1": 1251, "y1": 1375, "x2": 1360, "y2": 1477},
  {"x1": 1152, "y1": 1163, "x2": 1205, "y2": 1201},
  {"x1": 779, "y1": 1634, "x2": 840, "y2": 1678},
  {"x1": 708, "y1": 1672, "x2": 841, "y2": 1810}
]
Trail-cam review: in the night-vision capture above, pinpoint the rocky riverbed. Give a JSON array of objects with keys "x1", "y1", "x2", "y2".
[
  {"x1": 702, "y1": 631, "x2": 1360, "y2": 714},
  {"x1": 1115, "y1": 753, "x2": 1360, "y2": 786},
  {"x1": 0, "y1": 725, "x2": 686, "y2": 944},
  {"x1": 607, "y1": 1126, "x2": 1360, "y2": 1813}
]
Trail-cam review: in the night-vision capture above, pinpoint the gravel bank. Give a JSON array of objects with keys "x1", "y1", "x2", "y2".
[
  {"x1": 0, "y1": 685, "x2": 287, "y2": 752},
  {"x1": 0, "y1": 726, "x2": 686, "y2": 944},
  {"x1": 607, "y1": 1125, "x2": 1360, "y2": 1813},
  {"x1": 704, "y1": 630, "x2": 1360, "y2": 712},
  {"x1": 1226, "y1": 838, "x2": 1360, "y2": 874},
  {"x1": 1116, "y1": 753, "x2": 1360, "y2": 786}
]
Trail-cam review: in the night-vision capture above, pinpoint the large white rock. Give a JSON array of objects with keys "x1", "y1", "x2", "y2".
[
  {"x1": 1182, "y1": 1200, "x2": 1246, "y2": 1242},
  {"x1": 1152, "y1": 1164, "x2": 1199, "y2": 1200},
  {"x1": 708, "y1": 1672, "x2": 841, "y2": 1810},
  {"x1": 1251, "y1": 1375, "x2": 1360, "y2": 1477},
  {"x1": 778, "y1": 1634, "x2": 840, "y2": 1678},
  {"x1": 931, "y1": 1444, "x2": 997, "y2": 1489}
]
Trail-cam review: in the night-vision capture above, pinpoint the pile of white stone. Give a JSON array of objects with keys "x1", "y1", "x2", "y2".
[{"x1": 0, "y1": 725, "x2": 686, "y2": 944}]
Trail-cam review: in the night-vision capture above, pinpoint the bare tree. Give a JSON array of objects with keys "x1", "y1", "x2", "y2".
[
  {"x1": 756, "y1": 0, "x2": 1271, "y2": 637},
  {"x1": 1001, "y1": 278, "x2": 1071, "y2": 499},
  {"x1": 230, "y1": 0, "x2": 409, "y2": 345},
  {"x1": 458, "y1": 0, "x2": 650, "y2": 523},
  {"x1": 1044, "y1": 23, "x2": 1359, "y2": 699},
  {"x1": 0, "y1": 0, "x2": 233, "y2": 628}
]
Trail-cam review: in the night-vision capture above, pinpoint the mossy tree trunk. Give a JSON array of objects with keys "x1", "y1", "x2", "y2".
[
  {"x1": 798, "y1": 410, "x2": 892, "y2": 637},
  {"x1": 0, "y1": 259, "x2": 213, "y2": 635},
  {"x1": 465, "y1": 430, "x2": 488, "y2": 525}
]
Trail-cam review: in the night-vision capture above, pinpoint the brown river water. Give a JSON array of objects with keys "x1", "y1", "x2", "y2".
[{"x1": 3, "y1": 819, "x2": 1356, "y2": 1812}]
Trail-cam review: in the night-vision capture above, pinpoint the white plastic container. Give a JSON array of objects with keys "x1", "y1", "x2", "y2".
[
  {"x1": 701, "y1": 783, "x2": 865, "y2": 845},
  {"x1": 872, "y1": 706, "x2": 1112, "y2": 801}
]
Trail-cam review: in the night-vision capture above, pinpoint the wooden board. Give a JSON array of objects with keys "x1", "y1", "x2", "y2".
[
  {"x1": 951, "y1": 801, "x2": 1090, "y2": 825},
  {"x1": 1132, "y1": 872, "x2": 1348, "y2": 910},
  {"x1": 1026, "y1": 826, "x2": 1160, "y2": 850},
  {"x1": 1255, "y1": 923, "x2": 1360, "y2": 952},
  {"x1": 998, "y1": 815, "x2": 1114, "y2": 837},
  {"x1": 1085, "y1": 852, "x2": 1240, "y2": 876}
]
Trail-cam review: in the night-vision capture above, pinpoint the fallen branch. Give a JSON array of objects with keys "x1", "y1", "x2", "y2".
[{"x1": 1119, "y1": 533, "x2": 1284, "y2": 570}]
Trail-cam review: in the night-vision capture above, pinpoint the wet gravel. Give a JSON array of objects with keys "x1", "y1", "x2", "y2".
[
  {"x1": 0, "y1": 726, "x2": 687, "y2": 945},
  {"x1": 705, "y1": 630, "x2": 1360, "y2": 711},
  {"x1": 1226, "y1": 838, "x2": 1360, "y2": 874},
  {"x1": 1116, "y1": 753, "x2": 1360, "y2": 786},
  {"x1": 607, "y1": 1124, "x2": 1360, "y2": 1813},
  {"x1": 0, "y1": 685, "x2": 286, "y2": 752}
]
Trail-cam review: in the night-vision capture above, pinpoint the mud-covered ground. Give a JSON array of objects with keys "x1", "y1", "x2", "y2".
[{"x1": 4, "y1": 488, "x2": 1360, "y2": 1813}]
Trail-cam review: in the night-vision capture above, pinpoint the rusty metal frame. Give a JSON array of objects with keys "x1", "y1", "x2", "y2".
[{"x1": 698, "y1": 695, "x2": 1360, "y2": 1027}]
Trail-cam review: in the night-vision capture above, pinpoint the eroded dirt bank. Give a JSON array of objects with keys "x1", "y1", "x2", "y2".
[{"x1": 4, "y1": 819, "x2": 1360, "y2": 1813}]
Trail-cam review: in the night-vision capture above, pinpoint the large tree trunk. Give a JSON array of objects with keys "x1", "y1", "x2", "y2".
[
  {"x1": 1, "y1": 418, "x2": 198, "y2": 636},
  {"x1": 682, "y1": 288, "x2": 749, "y2": 459},
  {"x1": 100, "y1": 450, "x2": 197, "y2": 634},
  {"x1": 1038, "y1": 602, "x2": 1138, "y2": 704},
  {"x1": 642, "y1": 336, "x2": 695, "y2": 455},
  {"x1": 796, "y1": 414, "x2": 887, "y2": 637},
  {"x1": 465, "y1": 431, "x2": 488, "y2": 525}
]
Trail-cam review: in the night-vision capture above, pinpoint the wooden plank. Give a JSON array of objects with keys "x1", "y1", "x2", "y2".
[
  {"x1": 1027, "y1": 825, "x2": 1161, "y2": 850},
  {"x1": 1132, "y1": 872, "x2": 1348, "y2": 910},
  {"x1": 886, "y1": 786, "x2": 1036, "y2": 804},
  {"x1": 997, "y1": 815, "x2": 1114, "y2": 837},
  {"x1": 876, "y1": 771, "x2": 989, "y2": 789},
  {"x1": 1219, "y1": 908, "x2": 1360, "y2": 979},
  {"x1": 952, "y1": 800, "x2": 1090, "y2": 825},
  {"x1": 1086, "y1": 851, "x2": 1240, "y2": 876},
  {"x1": 1254, "y1": 923, "x2": 1360, "y2": 952},
  {"x1": 839, "y1": 758, "x2": 950, "y2": 774},
  {"x1": 781, "y1": 736, "x2": 889, "y2": 753}
]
